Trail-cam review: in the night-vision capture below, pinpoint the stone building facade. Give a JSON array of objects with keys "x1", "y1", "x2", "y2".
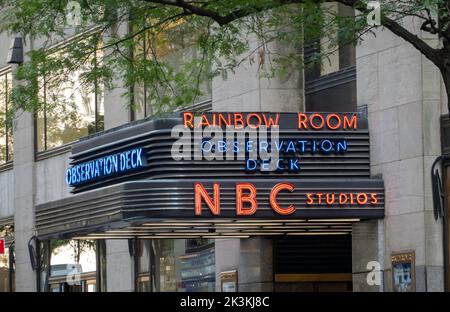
[{"x1": 0, "y1": 8, "x2": 447, "y2": 292}]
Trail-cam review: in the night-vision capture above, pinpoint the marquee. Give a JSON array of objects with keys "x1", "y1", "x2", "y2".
[{"x1": 35, "y1": 112, "x2": 384, "y2": 239}]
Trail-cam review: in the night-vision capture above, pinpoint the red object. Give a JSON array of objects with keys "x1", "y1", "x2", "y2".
[{"x1": 0, "y1": 238, "x2": 4, "y2": 255}]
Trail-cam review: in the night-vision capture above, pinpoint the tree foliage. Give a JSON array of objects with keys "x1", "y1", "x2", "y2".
[{"x1": 0, "y1": 0, "x2": 449, "y2": 125}]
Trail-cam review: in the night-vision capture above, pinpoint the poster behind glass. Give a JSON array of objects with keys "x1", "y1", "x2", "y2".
[{"x1": 392, "y1": 251, "x2": 415, "y2": 292}]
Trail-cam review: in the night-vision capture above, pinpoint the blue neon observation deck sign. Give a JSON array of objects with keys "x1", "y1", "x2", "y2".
[{"x1": 66, "y1": 147, "x2": 145, "y2": 186}]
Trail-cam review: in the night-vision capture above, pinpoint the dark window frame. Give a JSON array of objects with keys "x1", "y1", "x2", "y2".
[
  {"x1": 134, "y1": 239, "x2": 155, "y2": 292},
  {"x1": 304, "y1": 4, "x2": 357, "y2": 113},
  {"x1": 34, "y1": 41, "x2": 104, "y2": 154},
  {"x1": 129, "y1": 25, "x2": 213, "y2": 122},
  {"x1": 95, "y1": 240, "x2": 107, "y2": 292},
  {"x1": 0, "y1": 69, "x2": 13, "y2": 164},
  {"x1": 38, "y1": 239, "x2": 104, "y2": 292}
]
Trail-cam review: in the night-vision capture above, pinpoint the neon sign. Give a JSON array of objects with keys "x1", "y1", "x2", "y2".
[
  {"x1": 194, "y1": 182, "x2": 379, "y2": 216},
  {"x1": 66, "y1": 147, "x2": 145, "y2": 186},
  {"x1": 186, "y1": 112, "x2": 379, "y2": 216},
  {"x1": 177, "y1": 112, "x2": 358, "y2": 173},
  {"x1": 182, "y1": 112, "x2": 358, "y2": 130}
]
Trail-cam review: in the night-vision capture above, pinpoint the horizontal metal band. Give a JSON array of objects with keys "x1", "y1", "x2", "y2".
[
  {"x1": 35, "y1": 179, "x2": 384, "y2": 239},
  {"x1": 305, "y1": 66, "x2": 356, "y2": 95},
  {"x1": 0, "y1": 161, "x2": 13, "y2": 172},
  {"x1": 35, "y1": 142, "x2": 73, "y2": 162},
  {"x1": 174, "y1": 99, "x2": 212, "y2": 113}
]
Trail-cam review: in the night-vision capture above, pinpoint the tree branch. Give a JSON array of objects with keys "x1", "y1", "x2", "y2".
[
  {"x1": 382, "y1": 16, "x2": 443, "y2": 68},
  {"x1": 139, "y1": 0, "x2": 444, "y2": 69},
  {"x1": 141, "y1": 0, "x2": 232, "y2": 25},
  {"x1": 327, "y1": 0, "x2": 444, "y2": 70},
  {"x1": 141, "y1": 0, "x2": 302, "y2": 25}
]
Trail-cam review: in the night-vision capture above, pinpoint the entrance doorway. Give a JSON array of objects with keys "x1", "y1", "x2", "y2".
[{"x1": 274, "y1": 234, "x2": 353, "y2": 292}]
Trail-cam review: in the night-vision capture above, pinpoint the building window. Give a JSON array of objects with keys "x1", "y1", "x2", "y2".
[
  {"x1": 135, "y1": 239, "x2": 215, "y2": 292},
  {"x1": 46, "y1": 239, "x2": 97, "y2": 292},
  {"x1": 135, "y1": 239, "x2": 153, "y2": 292},
  {"x1": 36, "y1": 45, "x2": 104, "y2": 152},
  {"x1": 0, "y1": 70, "x2": 13, "y2": 164},
  {"x1": 304, "y1": 2, "x2": 356, "y2": 112},
  {"x1": 131, "y1": 21, "x2": 212, "y2": 120}
]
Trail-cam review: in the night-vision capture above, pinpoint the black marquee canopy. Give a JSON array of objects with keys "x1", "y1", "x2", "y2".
[{"x1": 35, "y1": 112, "x2": 384, "y2": 239}]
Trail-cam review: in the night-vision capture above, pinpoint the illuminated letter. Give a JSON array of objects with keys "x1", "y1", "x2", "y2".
[
  {"x1": 276, "y1": 159, "x2": 284, "y2": 170},
  {"x1": 325, "y1": 193, "x2": 335, "y2": 205},
  {"x1": 349, "y1": 193, "x2": 355, "y2": 204},
  {"x1": 183, "y1": 112, "x2": 194, "y2": 128},
  {"x1": 136, "y1": 148, "x2": 143, "y2": 166},
  {"x1": 125, "y1": 151, "x2": 131, "y2": 170},
  {"x1": 306, "y1": 193, "x2": 314, "y2": 205},
  {"x1": 200, "y1": 114, "x2": 210, "y2": 127},
  {"x1": 356, "y1": 193, "x2": 368, "y2": 205},
  {"x1": 218, "y1": 113, "x2": 231, "y2": 127},
  {"x1": 343, "y1": 114, "x2": 358, "y2": 129},
  {"x1": 339, "y1": 193, "x2": 348, "y2": 204},
  {"x1": 195, "y1": 183, "x2": 221, "y2": 215},
  {"x1": 310, "y1": 114, "x2": 325, "y2": 130},
  {"x1": 262, "y1": 113, "x2": 280, "y2": 128},
  {"x1": 370, "y1": 193, "x2": 378, "y2": 204},
  {"x1": 210, "y1": 113, "x2": 217, "y2": 127},
  {"x1": 111, "y1": 155, "x2": 119, "y2": 171},
  {"x1": 326, "y1": 114, "x2": 341, "y2": 130},
  {"x1": 246, "y1": 113, "x2": 262, "y2": 129},
  {"x1": 316, "y1": 193, "x2": 324, "y2": 204},
  {"x1": 71, "y1": 167, "x2": 77, "y2": 184},
  {"x1": 66, "y1": 169, "x2": 72, "y2": 185},
  {"x1": 246, "y1": 159, "x2": 257, "y2": 171},
  {"x1": 234, "y1": 113, "x2": 244, "y2": 129},
  {"x1": 236, "y1": 183, "x2": 258, "y2": 215},
  {"x1": 336, "y1": 140, "x2": 347, "y2": 152},
  {"x1": 270, "y1": 182, "x2": 296, "y2": 215},
  {"x1": 298, "y1": 113, "x2": 308, "y2": 129},
  {"x1": 131, "y1": 150, "x2": 137, "y2": 168},
  {"x1": 120, "y1": 153, "x2": 126, "y2": 171},
  {"x1": 320, "y1": 140, "x2": 333, "y2": 153}
]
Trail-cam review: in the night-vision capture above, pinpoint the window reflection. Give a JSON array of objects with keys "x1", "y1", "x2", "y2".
[
  {"x1": 136, "y1": 239, "x2": 152, "y2": 292},
  {"x1": 316, "y1": 3, "x2": 355, "y2": 77},
  {"x1": 304, "y1": 3, "x2": 356, "y2": 112},
  {"x1": 180, "y1": 246, "x2": 215, "y2": 292},
  {"x1": 136, "y1": 239, "x2": 215, "y2": 292},
  {"x1": 159, "y1": 240, "x2": 177, "y2": 291},
  {"x1": 48, "y1": 240, "x2": 97, "y2": 292},
  {"x1": 37, "y1": 45, "x2": 104, "y2": 152},
  {"x1": 0, "y1": 70, "x2": 13, "y2": 164},
  {"x1": 132, "y1": 21, "x2": 212, "y2": 119}
]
